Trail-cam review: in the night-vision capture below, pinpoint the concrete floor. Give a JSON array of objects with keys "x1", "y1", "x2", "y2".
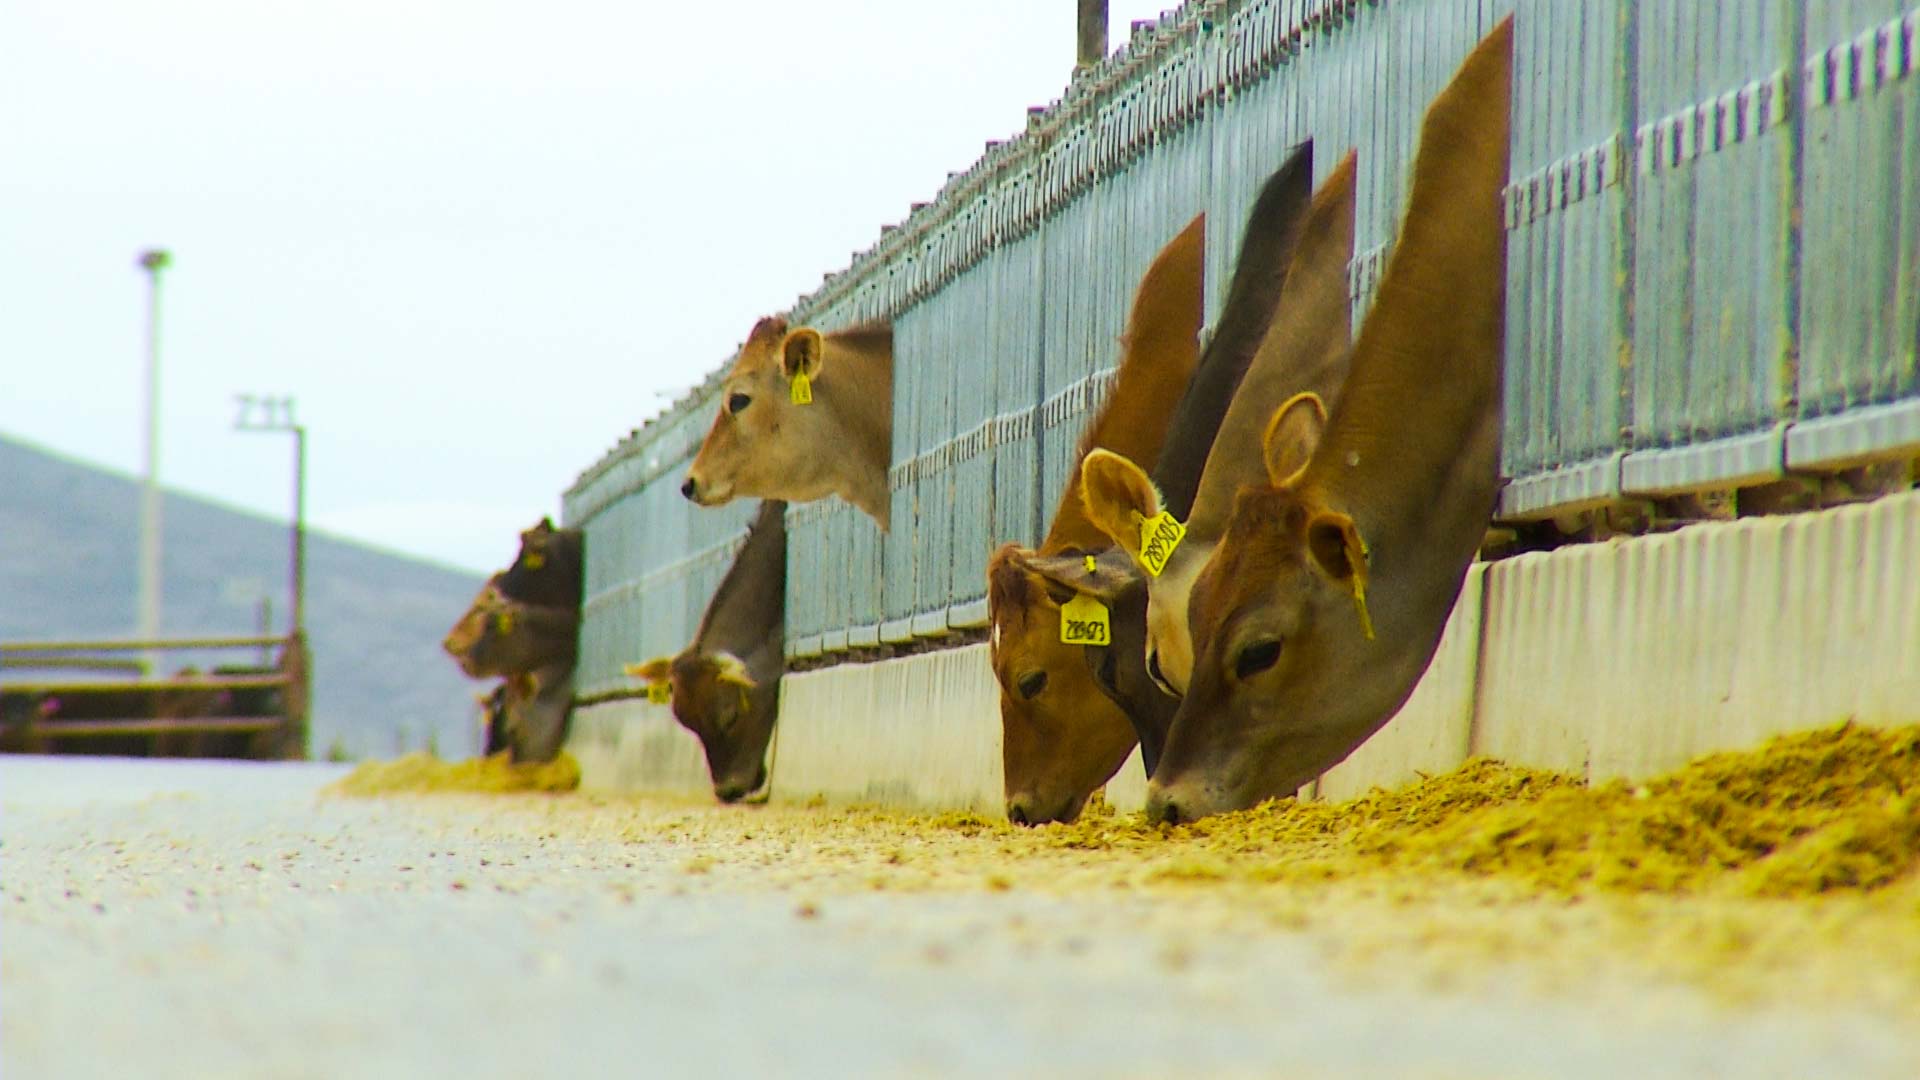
[{"x1": 4, "y1": 756, "x2": 1916, "y2": 1079}]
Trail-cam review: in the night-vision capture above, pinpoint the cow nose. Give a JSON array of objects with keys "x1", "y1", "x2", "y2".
[
  {"x1": 715, "y1": 781, "x2": 747, "y2": 803},
  {"x1": 1006, "y1": 799, "x2": 1032, "y2": 827},
  {"x1": 680, "y1": 477, "x2": 698, "y2": 501},
  {"x1": 1145, "y1": 792, "x2": 1182, "y2": 827}
]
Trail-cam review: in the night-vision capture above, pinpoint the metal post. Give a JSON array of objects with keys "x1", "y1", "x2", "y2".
[
  {"x1": 234, "y1": 396, "x2": 311, "y2": 759},
  {"x1": 136, "y1": 249, "x2": 171, "y2": 673},
  {"x1": 234, "y1": 396, "x2": 308, "y2": 635},
  {"x1": 292, "y1": 421, "x2": 307, "y2": 636},
  {"x1": 1076, "y1": 0, "x2": 1109, "y2": 71}
]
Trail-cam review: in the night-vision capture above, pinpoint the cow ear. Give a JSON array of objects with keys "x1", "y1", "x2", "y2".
[
  {"x1": 623, "y1": 657, "x2": 673, "y2": 683},
  {"x1": 1305, "y1": 511, "x2": 1364, "y2": 584},
  {"x1": 781, "y1": 328, "x2": 824, "y2": 380},
  {"x1": 1019, "y1": 548, "x2": 1139, "y2": 604},
  {"x1": 1079, "y1": 450, "x2": 1163, "y2": 562},
  {"x1": 712, "y1": 653, "x2": 757, "y2": 689},
  {"x1": 1306, "y1": 509, "x2": 1375, "y2": 640},
  {"x1": 1262, "y1": 392, "x2": 1327, "y2": 487}
]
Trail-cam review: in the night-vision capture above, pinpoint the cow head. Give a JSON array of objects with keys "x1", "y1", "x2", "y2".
[
  {"x1": 442, "y1": 581, "x2": 505, "y2": 676},
  {"x1": 443, "y1": 578, "x2": 578, "y2": 678},
  {"x1": 626, "y1": 651, "x2": 773, "y2": 804},
  {"x1": 987, "y1": 545, "x2": 1139, "y2": 825},
  {"x1": 683, "y1": 316, "x2": 842, "y2": 511},
  {"x1": 1147, "y1": 393, "x2": 1384, "y2": 821},
  {"x1": 496, "y1": 517, "x2": 584, "y2": 609},
  {"x1": 1077, "y1": 448, "x2": 1214, "y2": 699}
]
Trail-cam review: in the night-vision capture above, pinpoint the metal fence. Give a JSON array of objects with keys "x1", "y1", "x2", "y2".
[{"x1": 562, "y1": 0, "x2": 1920, "y2": 695}]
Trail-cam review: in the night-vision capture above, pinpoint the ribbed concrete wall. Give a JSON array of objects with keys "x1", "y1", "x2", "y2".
[
  {"x1": 769, "y1": 648, "x2": 1003, "y2": 812},
  {"x1": 572, "y1": 492, "x2": 1920, "y2": 812},
  {"x1": 570, "y1": 701, "x2": 711, "y2": 798},
  {"x1": 1475, "y1": 489, "x2": 1920, "y2": 781}
]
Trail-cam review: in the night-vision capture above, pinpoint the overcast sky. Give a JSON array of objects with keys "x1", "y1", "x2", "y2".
[{"x1": 2, "y1": 0, "x2": 1174, "y2": 575}]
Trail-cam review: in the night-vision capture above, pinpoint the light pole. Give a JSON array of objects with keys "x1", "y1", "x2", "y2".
[
  {"x1": 234, "y1": 395, "x2": 307, "y2": 637},
  {"x1": 136, "y1": 248, "x2": 171, "y2": 668}
]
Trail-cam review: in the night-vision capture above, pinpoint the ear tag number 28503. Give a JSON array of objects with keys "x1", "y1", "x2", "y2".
[
  {"x1": 1137, "y1": 511, "x2": 1186, "y2": 577},
  {"x1": 1059, "y1": 594, "x2": 1110, "y2": 646}
]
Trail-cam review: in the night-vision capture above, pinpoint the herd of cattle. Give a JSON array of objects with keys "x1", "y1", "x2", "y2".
[{"x1": 442, "y1": 19, "x2": 1513, "y2": 826}]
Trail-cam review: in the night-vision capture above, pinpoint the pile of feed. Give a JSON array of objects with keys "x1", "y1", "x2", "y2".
[
  {"x1": 1043, "y1": 721, "x2": 1920, "y2": 898},
  {"x1": 326, "y1": 750, "x2": 581, "y2": 796},
  {"x1": 346, "y1": 723, "x2": 1920, "y2": 899}
]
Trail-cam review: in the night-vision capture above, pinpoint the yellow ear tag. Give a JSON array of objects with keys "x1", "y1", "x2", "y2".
[
  {"x1": 737, "y1": 686, "x2": 752, "y2": 713},
  {"x1": 789, "y1": 372, "x2": 813, "y2": 405},
  {"x1": 1136, "y1": 511, "x2": 1186, "y2": 578},
  {"x1": 1348, "y1": 537, "x2": 1375, "y2": 642},
  {"x1": 523, "y1": 552, "x2": 545, "y2": 570},
  {"x1": 647, "y1": 681, "x2": 671, "y2": 705},
  {"x1": 1060, "y1": 593, "x2": 1111, "y2": 646},
  {"x1": 1084, "y1": 554, "x2": 1098, "y2": 574},
  {"x1": 493, "y1": 610, "x2": 515, "y2": 635}
]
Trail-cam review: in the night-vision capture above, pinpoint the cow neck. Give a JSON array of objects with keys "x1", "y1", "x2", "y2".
[
  {"x1": 814, "y1": 334, "x2": 893, "y2": 525},
  {"x1": 692, "y1": 499, "x2": 788, "y2": 658},
  {"x1": 1301, "y1": 22, "x2": 1510, "y2": 609},
  {"x1": 1046, "y1": 213, "x2": 1205, "y2": 554},
  {"x1": 1148, "y1": 145, "x2": 1316, "y2": 521},
  {"x1": 1188, "y1": 153, "x2": 1360, "y2": 537}
]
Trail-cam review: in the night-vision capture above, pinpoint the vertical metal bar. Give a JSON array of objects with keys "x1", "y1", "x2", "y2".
[
  {"x1": 1078, "y1": 0, "x2": 1110, "y2": 71},
  {"x1": 136, "y1": 248, "x2": 170, "y2": 670},
  {"x1": 292, "y1": 423, "x2": 307, "y2": 636}
]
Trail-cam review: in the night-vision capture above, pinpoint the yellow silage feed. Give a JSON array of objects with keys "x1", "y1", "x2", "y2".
[
  {"x1": 326, "y1": 750, "x2": 581, "y2": 797},
  {"x1": 1039, "y1": 721, "x2": 1920, "y2": 898}
]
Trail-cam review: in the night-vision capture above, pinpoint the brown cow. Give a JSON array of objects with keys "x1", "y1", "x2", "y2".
[
  {"x1": 989, "y1": 214, "x2": 1205, "y2": 826},
  {"x1": 624, "y1": 499, "x2": 786, "y2": 804},
  {"x1": 442, "y1": 518, "x2": 586, "y2": 764},
  {"x1": 1146, "y1": 18, "x2": 1513, "y2": 823},
  {"x1": 1073, "y1": 151, "x2": 1360, "y2": 701},
  {"x1": 682, "y1": 319, "x2": 895, "y2": 529}
]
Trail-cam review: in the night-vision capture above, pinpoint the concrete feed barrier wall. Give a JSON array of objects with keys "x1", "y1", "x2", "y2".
[
  {"x1": 769, "y1": 648, "x2": 1004, "y2": 813},
  {"x1": 1473, "y1": 488, "x2": 1920, "y2": 782},
  {"x1": 569, "y1": 701, "x2": 712, "y2": 799}
]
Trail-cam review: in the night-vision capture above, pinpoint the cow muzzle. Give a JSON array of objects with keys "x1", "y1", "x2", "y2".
[{"x1": 715, "y1": 763, "x2": 770, "y2": 805}]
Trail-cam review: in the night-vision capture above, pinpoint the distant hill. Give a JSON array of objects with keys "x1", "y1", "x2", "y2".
[{"x1": 0, "y1": 434, "x2": 490, "y2": 760}]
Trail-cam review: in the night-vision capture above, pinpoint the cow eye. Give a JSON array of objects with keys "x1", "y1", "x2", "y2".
[
  {"x1": 1146, "y1": 650, "x2": 1178, "y2": 698},
  {"x1": 727, "y1": 392, "x2": 751, "y2": 415},
  {"x1": 1234, "y1": 639, "x2": 1283, "y2": 680},
  {"x1": 1017, "y1": 671, "x2": 1048, "y2": 700}
]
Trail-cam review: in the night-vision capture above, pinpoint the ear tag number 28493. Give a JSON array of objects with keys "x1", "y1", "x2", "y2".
[
  {"x1": 1137, "y1": 511, "x2": 1186, "y2": 578},
  {"x1": 1060, "y1": 594, "x2": 1110, "y2": 646},
  {"x1": 789, "y1": 373, "x2": 813, "y2": 405}
]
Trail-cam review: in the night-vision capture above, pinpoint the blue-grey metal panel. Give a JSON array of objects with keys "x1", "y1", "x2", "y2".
[
  {"x1": 1798, "y1": 3, "x2": 1920, "y2": 423},
  {"x1": 988, "y1": 230, "x2": 1045, "y2": 556},
  {"x1": 1501, "y1": 0, "x2": 1631, "y2": 489},
  {"x1": 1626, "y1": 0, "x2": 1797, "y2": 483}
]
